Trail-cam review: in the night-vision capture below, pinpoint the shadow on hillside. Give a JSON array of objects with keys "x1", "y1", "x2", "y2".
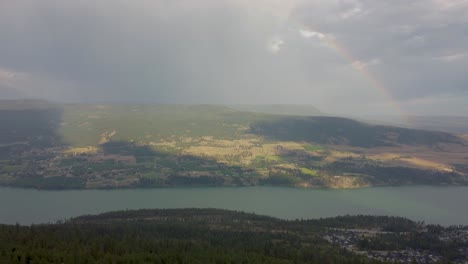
[
  {"x1": 248, "y1": 116, "x2": 463, "y2": 148},
  {"x1": 0, "y1": 103, "x2": 65, "y2": 159},
  {"x1": 100, "y1": 141, "x2": 255, "y2": 187}
]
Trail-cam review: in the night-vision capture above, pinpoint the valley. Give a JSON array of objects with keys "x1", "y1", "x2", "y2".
[{"x1": 0, "y1": 100, "x2": 467, "y2": 189}]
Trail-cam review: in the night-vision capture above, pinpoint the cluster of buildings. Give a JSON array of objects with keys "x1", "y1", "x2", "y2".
[
  {"x1": 364, "y1": 250, "x2": 441, "y2": 263},
  {"x1": 323, "y1": 229, "x2": 444, "y2": 263}
]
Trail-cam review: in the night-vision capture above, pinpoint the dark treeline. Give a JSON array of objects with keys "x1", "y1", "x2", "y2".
[
  {"x1": 0, "y1": 209, "x2": 392, "y2": 264},
  {"x1": 306, "y1": 215, "x2": 418, "y2": 232},
  {"x1": 249, "y1": 116, "x2": 463, "y2": 148}
]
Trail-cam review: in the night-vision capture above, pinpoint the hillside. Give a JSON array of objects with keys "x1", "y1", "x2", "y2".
[
  {"x1": 249, "y1": 116, "x2": 464, "y2": 147},
  {"x1": 230, "y1": 104, "x2": 322, "y2": 116},
  {"x1": 0, "y1": 100, "x2": 467, "y2": 189},
  {"x1": 1, "y1": 209, "x2": 467, "y2": 263}
]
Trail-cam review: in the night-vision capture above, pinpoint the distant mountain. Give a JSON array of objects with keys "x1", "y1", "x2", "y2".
[
  {"x1": 1, "y1": 100, "x2": 467, "y2": 190},
  {"x1": 230, "y1": 104, "x2": 322, "y2": 116},
  {"x1": 403, "y1": 116, "x2": 468, "y2": 134},
  {"x1": 0, "y1": 99, "x2": 60, "y2": 110},
  {"x1": 357, "y1": 115, "x2": 468, "y2": 134},
  {"x1": 1, "y1": 101, "x2": 462, "y2": 148}
]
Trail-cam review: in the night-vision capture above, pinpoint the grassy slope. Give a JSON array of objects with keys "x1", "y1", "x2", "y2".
[
  {"x1": 230, "y1": 104, "x2": 322, "y2": 116},
  {"x1": 56, "y1": 104, "x2": 464, "y2": 148},
  {"x1": 0, "y1": 100, "x2": 462, "y2": 148},
  {"x1": 59, "y1": 104, "x2": 270, "y2": 146}
]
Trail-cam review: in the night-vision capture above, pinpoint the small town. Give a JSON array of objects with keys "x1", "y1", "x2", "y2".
[{"x1": 324, "y1": 227, "x2": 468, "y2": 263}]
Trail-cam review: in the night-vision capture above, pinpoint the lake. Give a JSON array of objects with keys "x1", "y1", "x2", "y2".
[{"x1": 1, "y1": 186, "x2": 467, "y2": 226}]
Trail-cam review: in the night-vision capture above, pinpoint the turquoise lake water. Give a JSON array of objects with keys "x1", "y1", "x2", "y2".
[{"x1": 1, "y1": 186, "x2": 467, "y2": 225}]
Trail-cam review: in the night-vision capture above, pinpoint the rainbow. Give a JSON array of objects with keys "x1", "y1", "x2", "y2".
[
  {"x1": 320, "y1": 34, "x2": 407, "y2": 121},
  {"x1": 293, "y1": 21, "x2": 408, "y2": 122}
]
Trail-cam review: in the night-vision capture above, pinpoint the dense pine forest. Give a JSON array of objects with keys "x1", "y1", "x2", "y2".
[
  {"x1": 0, "y1": 209, "x2": 373, "y2": 264},
  {"x1": 1, "y1": 209, "x2": 467, "y2": 264}
]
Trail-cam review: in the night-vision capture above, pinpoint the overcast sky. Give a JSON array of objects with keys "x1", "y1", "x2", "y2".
[{"x1": 0, "y1": 0, "x2": 467, "y2": 117}]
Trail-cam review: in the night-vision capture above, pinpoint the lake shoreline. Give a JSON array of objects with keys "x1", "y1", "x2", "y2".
[{"x1": 1, "y1": 182, "x2": 466, "y2": 191}]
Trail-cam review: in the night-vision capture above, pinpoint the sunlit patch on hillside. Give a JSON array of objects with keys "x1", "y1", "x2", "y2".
[
  {"x1": 368, "y1": 153, "x2": 453, "y2": 172},
  {"x1": 323, "y1": 176, "x2": 370, "y2": 189},
  {"x1": 324, "y1": 150, "x2": 360, "y2": 163},
  {"x1": 64, "y1": 146, "x2": 99, "y2": 155}
]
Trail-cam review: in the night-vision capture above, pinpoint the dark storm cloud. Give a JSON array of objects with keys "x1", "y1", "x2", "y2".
[
  {"x1": 0, "y1": 0, "x2": 467, "y2": 115},
  {"x1": 0, "y1": 0, "x2": 318, "y2": 104},
  {"x1": 295, "y1": 0, "x2": 468, "y2": 102}
]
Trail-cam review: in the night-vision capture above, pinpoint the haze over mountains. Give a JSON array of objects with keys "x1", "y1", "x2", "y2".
[
  {"x1": 360, "y1": 115, "x2": 468, "y2": 134},
  {"x1": 230, "y1": 104, "x2": 322, "y2": 116},
  {"x1": 1, "y1": 0, "x2": 468, "y2": 116}
]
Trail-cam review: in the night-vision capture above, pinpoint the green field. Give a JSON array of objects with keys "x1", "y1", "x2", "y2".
[
  {"x1": 300, "y1": 167, "x2": 318, "y2": 177},
  {"x1": 303, "y1": 144, "x2": 326, "y2": 152}
]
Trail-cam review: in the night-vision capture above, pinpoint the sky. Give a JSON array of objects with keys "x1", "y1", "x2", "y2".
[{"x1": 0, "y1": 0, "x2": 467, "y2": 117}]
